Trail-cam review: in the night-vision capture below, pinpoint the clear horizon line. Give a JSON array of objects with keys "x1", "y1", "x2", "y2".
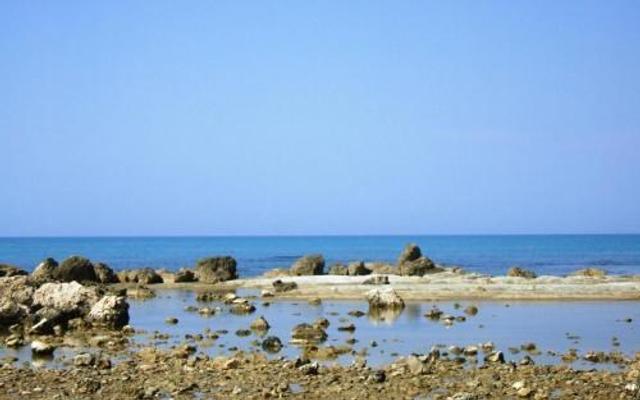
[{"x1": 0, "y1": 232, "x2": 638, "y2": 239}]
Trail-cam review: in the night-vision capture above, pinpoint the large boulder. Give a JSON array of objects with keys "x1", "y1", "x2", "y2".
[
  {"x1": 31, "y1": 258, "x2": 59, "y2": 282},
  {"x1": 93, "y1": 262, "x2": 118, "y2": 284},
  {"x1": 117, "y1": 268, "x2": 163, "y2": 284},
  {"x1": 32, "y1": 282, "x2": 101, "y2": 315},
  {"x1": 366, "y1": 288, "x2": 405, "y2": 310},
  {"x1": 0, "y1": 276, "x2": 35, "y2": 325},
  {"x1": 290, "y1": 255, "x2": 325, "y2": 276},
  {"x1": 55, "y1": 256, "x2": 97, "y2": 283},
  {"x1": 88, "y1": 296, "x2": 129, "y2": 328},
  {"x1": 0, "y1": 263, "x2": 28, "y2": 277},
  {"x1": 397, "y1": 244, "x2": 438, "y2": 276},
  {"x1": 195, "y1": 257, "x2": 238, "y2": 283}
]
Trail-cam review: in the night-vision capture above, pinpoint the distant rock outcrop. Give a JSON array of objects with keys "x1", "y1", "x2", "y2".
[
  {"x1": 290, "y1": 254, "x2": 325, "y2": 276},
  {"x1": 194, "y1": 257, "x2": 238, "y2": 283}
]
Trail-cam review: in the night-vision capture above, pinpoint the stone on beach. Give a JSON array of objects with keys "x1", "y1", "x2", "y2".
[
  {"x1": 31, "y1": 340, "x2": 56, "y2": 356},
  {"x1": 31, "y1": 258, "x2": 59, "y2": 282},
  {"x1": 194, "y1": 256, "x2": 238, "y2": 283},
  {"x1": 0, "y1": 264, "x2": 28, "y2": 277},
  {"x1": 86, "y1": 295, "x2": 130, "y2": 328},
  {"x1": 290, "y1": 254, "x2": 325, "y2": 276},
  {"x1": 366, "y1": 288, "x2": 405, "y2": 310}
]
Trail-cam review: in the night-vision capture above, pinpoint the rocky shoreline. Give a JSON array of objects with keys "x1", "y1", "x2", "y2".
[{"x1": 2, "y1": 244, "x2": 640, "y2": 399}]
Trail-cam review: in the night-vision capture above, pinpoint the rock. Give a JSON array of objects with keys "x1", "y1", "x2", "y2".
[
  {"x1": 348, "y1": 310, "x2": 366, "y2": 317},
  {"x1": 73, "y1": 353, "x2": 95, "y2": 367},
  {"x1": 299, "y1": 361, "x2": 319, "y2": 375},
  {"x1": 519, "y1": 355, "x2": 535, "y2": 365},
  {"x1": 194, "y1": 256, "x2": 238, "y2": 283},
  {"x1": 165, "y1": 316, "x2": 179, "y2": 324},
  {"x1": 368, "y1": 370, "x2": 386, "y2": 383},
  {"x1": 117, "y1": 268, "x2": 163, "y2": 284},
  {"x1": 126, "y1": 286, "x2": 156, "y2": 299},
  {"x1": 174, "y1": 268, "x2": 196, "y2": 283},
  {"x1": 362, "y1": 275, "x2": 390, "y2": 285},
  {"x1": 347, "y1": 261, "x2": 370, "y2": 276},
  {"x1": 366, "y1": 263, "x2": 396, "y2": 274},
  {"x1": 33, "y1": 282, "x2": 100, "y2": 315},
  {"x1": 366, "y1": 288, "x2": 405, "y2": 309},
  {"x1": 31, "y1": 340, "x2": 55, "y2": 356},
  {"x1": 87, "y1": 296, "x2": 130, "y2": 328},
  {"x1": 260, "y1": 289, "x2": 274, "y2": 298},
  {"x1": 93, "y1": 262, "x2": 118, "y2": 283},
  {"x1": 55, "y1": 256, "x2": 97, "y2": 282},
  {"x1": 290, "y1": 254, "x2": 325, "y2": 276},
  {"x1": 507, "y1": 267, "x2": 537, "y2": 279},
  {"x1": 398, "y1": 243, "x2": 422, "y2": 264},
  {"x1": 272, "y1": 280, "x2": 297, "y2": 293},
  {"x1": 464, "y1": 305, "x2": 479, "y2": 316},
  {"x1": 31, "y1": 258, "x2": 59, "y2": 282},
  {"x1": 485, "y1": 351, "x2": 505, "y2": 364},
  {"x1": 250, "y1": 316, "x2": 270, "y2": 331},
  {"x1": 230, "y1": 299, "x2": 256, "y2": 314},
  {"x1": 0, "y1": 264, "x2": 28, "y2": 277},
  {"x1": 308, "y1": 297, "x2": 322, "y2": 305},
  {"x1": 5, "y1": 334, "x2": 24, "y2": 348},
  {"x1": 0, "y1": 276, "x2": 34, "y2": 325},
  {"x1": 573, "y1": 267, "x2": 607, "y2": 278},
  {"x1": 291, "y1": 323, "x2": 328, "y2": 344},
  {"x1": 261, "y1": 336, "x2": 283, "y2": 353},
  {"x1": 399, "y1": 257, "x2": 439, "y2": 276},
  {"x1": 338, "y1": 323, "x2": 356, "y2": 332},
  {"x1": 328, "y1": 263, "x2": 348, "y2": 275},
  {"x1": 313, "y1": 317, "x2": 330, "y2": 329}
]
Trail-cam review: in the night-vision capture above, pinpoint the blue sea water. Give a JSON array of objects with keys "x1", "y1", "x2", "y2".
[{"x1": 0, "y1": 235, "x2": 639, "y2": 277}]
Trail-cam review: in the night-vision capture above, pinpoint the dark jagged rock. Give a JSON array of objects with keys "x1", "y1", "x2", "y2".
[
  {"x1": 0, "y1": 264, "x2": 28, "y2": 278},
  {"x1": 55, "y1": 256, "x2": 97, "y2": 283},
  {"x1": 174, "y1": 268, "x2": 196, "y2": 283},
  {"x1": 347, "y1": 261, "x2": 370, "y2": 276},
  {"x1": 93, "y1": 262, "x2": 119, "y2": 284}
]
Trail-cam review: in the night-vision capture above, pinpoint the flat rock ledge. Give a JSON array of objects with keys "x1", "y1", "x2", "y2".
[{"x1": 140, "y1": 269, "x2": 640, "y2": 301}]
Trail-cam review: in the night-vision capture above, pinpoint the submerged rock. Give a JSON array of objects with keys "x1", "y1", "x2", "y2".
[
  {"x1": 290, "y1": 254, "x2": 325, "y2": 276},
  {"x1": 507, "y1": 267, "x2": 537, "y2": 279},
  {"x1": 291, "y1": 323, "x2": 328, "y2": 344},
  {"x1": 366, "y1": 288, "x2": 405, "y2": 310},
  {"x1": 195, "y1": 256, "x2": 238, "y2": 283},
  {"x1": 261, "y1": 336, "x2": 283, "y2": 352},
  {"x1": 250, "y1": 316, "x2": 270, "y2": 331}
]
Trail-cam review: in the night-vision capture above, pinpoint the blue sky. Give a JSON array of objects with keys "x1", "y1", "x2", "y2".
[{"x1": 1, "y1": 1, "x2": 639, "y2": 236}]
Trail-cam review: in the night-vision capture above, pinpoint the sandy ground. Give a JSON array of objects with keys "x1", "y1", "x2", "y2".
[{"x1": 131, "y1": 270, "x2": 640, "y2": 301}]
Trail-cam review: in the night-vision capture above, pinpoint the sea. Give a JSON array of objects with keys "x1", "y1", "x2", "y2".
[{"x1": 1, "y1": 234, "x2": 639, "y2": 276}]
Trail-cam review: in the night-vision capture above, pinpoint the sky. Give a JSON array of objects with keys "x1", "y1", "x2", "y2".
[{"x1": 1, "y1": 1, "x2": 639, "y2": 236}]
